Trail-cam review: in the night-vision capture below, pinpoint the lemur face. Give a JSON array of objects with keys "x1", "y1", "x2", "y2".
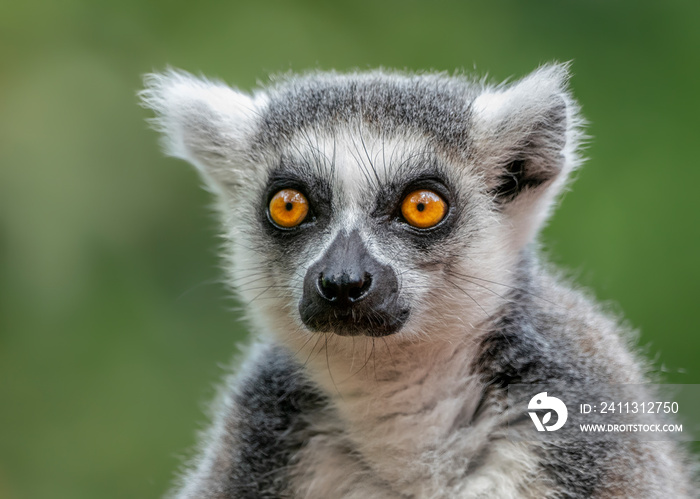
[
  {"x1": 141, "y1": 66, "x2": 580, "y2": 342},
  {"x1": 257, "y1": 130, "x2": 485, "y2": 337}
]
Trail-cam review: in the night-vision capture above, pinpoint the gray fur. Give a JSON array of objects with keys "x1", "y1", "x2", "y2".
[
  {"x1": 141, "y1": 64, "x2": 697, "y2": 498},
  {"x1": 175, "y1": 344, "x2": 328, "y2": 498},
  {"x1": 476, "y1": 256, "x2": 695, "y2": 497}
]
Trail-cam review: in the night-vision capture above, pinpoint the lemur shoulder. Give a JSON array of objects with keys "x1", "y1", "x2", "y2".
[{"x1": 141, "y1": 64, "x2": 697, "y2": 498}]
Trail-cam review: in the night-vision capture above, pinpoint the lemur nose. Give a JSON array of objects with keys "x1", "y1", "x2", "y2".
[{"x1": 317, "y1": 272, "x2": 372, "y2": 305}]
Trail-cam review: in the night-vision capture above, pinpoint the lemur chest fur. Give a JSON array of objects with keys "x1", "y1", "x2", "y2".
[
  {"x1": 269, "y1": 336, "x2": 543, "y2": 499},
  {"x1": 274, "y1": 276, "x2": 557, "y2": 498}
]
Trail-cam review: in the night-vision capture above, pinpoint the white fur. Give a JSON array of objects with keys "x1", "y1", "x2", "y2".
[
  {"x1": 471, "y1": 64, "x2": 585, "y2": 248},
  {"x1": 139, "y1": 70, "x2": 267, "y2": 193}
]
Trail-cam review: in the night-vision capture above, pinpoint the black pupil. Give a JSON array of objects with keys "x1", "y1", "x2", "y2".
[
  {"x1": 285, "y1": 202, "x2": 294, "y2": 211},
  {"x1": 416, "y1": 203, "x2": 425, "y2": 212}
]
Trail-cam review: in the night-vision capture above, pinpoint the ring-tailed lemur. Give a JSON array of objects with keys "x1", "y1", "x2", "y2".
[{"x1": 141, "y1": 64, "x2": 697, "y2": 498}]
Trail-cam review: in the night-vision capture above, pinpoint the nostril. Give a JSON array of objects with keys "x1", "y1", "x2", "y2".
[
  {"x1": 316, "y1": 272, "x2": 373, "y2": 304},
  {"x1": 317, "y1": 273, "x2": 340, "y2": 301},
  {"x1": 347, "y1": 273, "x2": 372, "y2": 302}
]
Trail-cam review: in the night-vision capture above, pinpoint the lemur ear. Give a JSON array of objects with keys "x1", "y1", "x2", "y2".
[
  {"x1": 470, "y1": 63, "x2": 583, "y2": 245},
  {"x1": 139, "y1": 69, "x2": 265, "y2": 192}
]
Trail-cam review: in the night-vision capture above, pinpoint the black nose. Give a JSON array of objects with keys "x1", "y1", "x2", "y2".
[
  {"x1": 299, "y1": 230, "x2": 409, "y2": 336},
  {"x1": 317, "y1": 272, "x2": 372, "y2": 304}
]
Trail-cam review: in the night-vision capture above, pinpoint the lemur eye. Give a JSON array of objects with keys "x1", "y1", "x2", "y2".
[
  {"x1": 401, "y1": 189, "x2": 447, "y2": 229},
  {"x1": 269, "y1": 189, "x2": 309, "y2": 228}
]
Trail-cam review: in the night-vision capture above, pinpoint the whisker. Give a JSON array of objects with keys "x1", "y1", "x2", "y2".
[
  {"x1": 443, "y1": 277, "x2": 492, "y2": 320},
  {"x1": 302, "y1": 333, "x2": 325, "y2": 368},
  {"x1": 293, "y1": 332, "x2": 318, "y2": 358},
  {"x1": 176, "y1": 277, "x2": 224, "y2": 301},
  {"x1": 449, "y1": 270, "x2": 559, "y2": 306},
  {"x1": 325, "y1": 335, "x2": 343, "y2": 399}
]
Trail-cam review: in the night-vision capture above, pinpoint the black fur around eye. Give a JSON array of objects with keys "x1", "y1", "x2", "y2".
[
  {"x1": 261, "y1": 170, "x2": 332, "y2": 235},
  {"x1": 386, "y1": 177, "x2": 456, "y2": 238}
]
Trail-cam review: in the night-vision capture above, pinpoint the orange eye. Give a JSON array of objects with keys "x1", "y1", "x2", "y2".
[
  {"x1": 401, "y1": 189, "x2": 447, "y2": 229},
  {"x1": 269, "y1": 189, "x2": 309, "y2": 228}
]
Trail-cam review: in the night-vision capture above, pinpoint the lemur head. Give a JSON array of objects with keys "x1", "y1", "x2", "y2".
[{"x1": 141, "y1": 65, "x2": 582, "y2": 345}]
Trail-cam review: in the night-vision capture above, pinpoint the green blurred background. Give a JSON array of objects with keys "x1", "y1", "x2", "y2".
[{"x1": 1, "y1": 1, "x2": 699, "y2": 497}]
